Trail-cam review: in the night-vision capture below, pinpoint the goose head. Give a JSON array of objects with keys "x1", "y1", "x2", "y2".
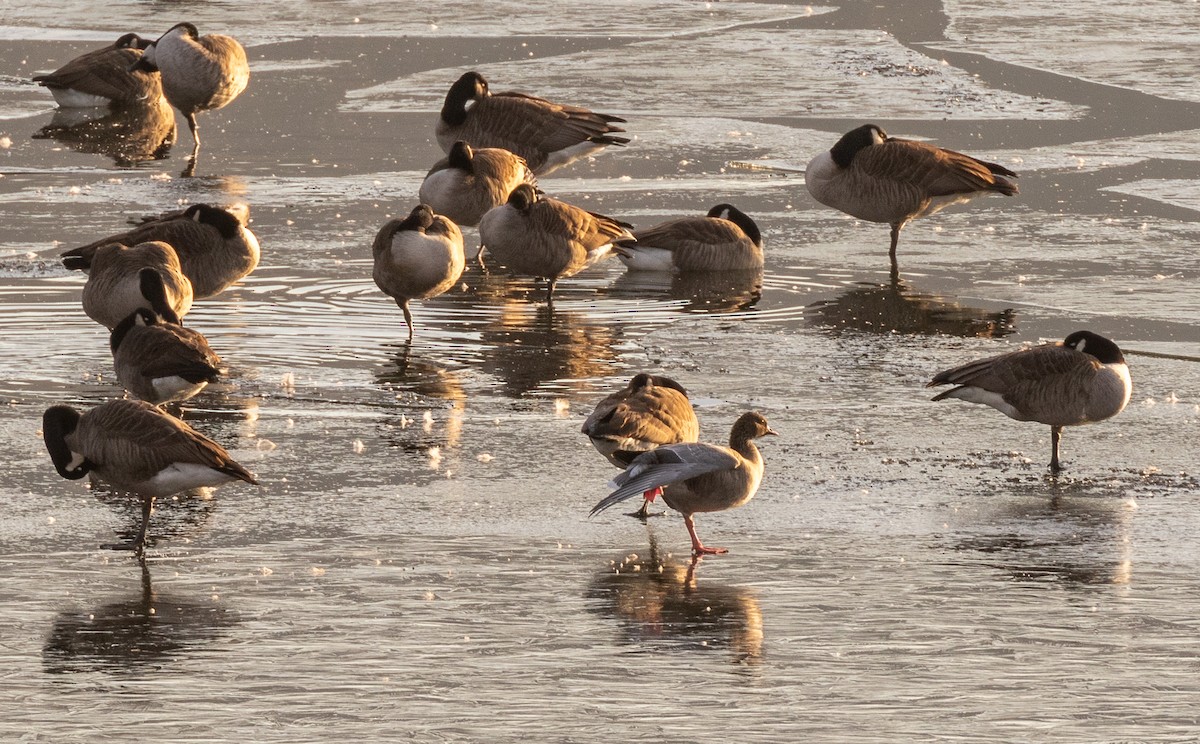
[
  {"x1": 830, "y1": 124, "x2": 888, "y2": 168},
  {"x1": 1063, "y1": 330, "x2": 1124, "y2": 364},
  {"x1": 109, "y1": 307, "x2": 161, "y2": 354},
  {"x1": 506, "y1": 183, "x2": 538, "y2": 212},
  {"x1": 729, "y1": 411, "x2": 778, "y2": 446},
  {"x1": 447, "y1": 140, "x2": 475, "y2": 171},
  {"x1": 628, "y1": 372, "x2": 690, "y2": 397},
  {"x1": 399, "y1": 204, "x2": 437, "y2": 233},
  {"x1": 441, "y1": 71, "x2": 489, "y2": 126},
  {"x1": 42, "y1": 406, "x2": 91, "y2": 480},
  {"x1": 185, "y1": 203, "x2": 242, "y2": 239},
  {"x1": 706, "y1": 203, "x2": 762, "y2": 247}
]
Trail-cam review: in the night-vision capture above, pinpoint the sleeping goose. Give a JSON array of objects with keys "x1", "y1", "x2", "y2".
[
  {"x1": 111, "y1": 304, "x2": 221, "y2": 405},
  {"x1": 81, "y1": 244, "x2": 193, "y2": 329},
  {"x1": 582, "y1": 373, "x2": 700, "y2": 519},
  {"x1": 43, "y1": 399, "x2": 257, "y2": 556},
  {"x1": 62, "y1": 203, "x2": 259, "y2": 299},
  {"x1": 372, "y1": 204, "x2": 465, "y2": 341},
  {"x1": 616, "y1": 204, "x2": 763, "y2": 272},
  {"x1": 478, "y1": 183, "x2": 633, "y2": 303},
  {"x1": 437, "y1": 71, "x2": 629, "y2": 176},
  {"x1": 806, "y1": 124, "x2": 1018, "y2": 272},
  {"x1": 419, "y1": 141, "x2": 537, "y2": 227},
  {"x1": 590, "y1": 411, "x2": 776, "y2": 555},
  {"x1": 131, "y1": 22, "x2": 249, "y2": 158},
  {"x1": 927, "y1": 330, "x2": 1131, "y2": 472},
  {"x1": 33, "y1": 33, "x2": 162, "y2": 108}
]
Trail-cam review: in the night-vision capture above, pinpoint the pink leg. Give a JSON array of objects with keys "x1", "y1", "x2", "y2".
[
  {"x1": 643, "y1": 486, "x2": 663, "y2": 502},
  {"x1": 684, "y1": 515, "x2": 727, "y2": 555}
]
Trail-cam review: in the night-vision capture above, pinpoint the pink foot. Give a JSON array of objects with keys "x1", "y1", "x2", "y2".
[
  {"x1": 692, "y1": 545, "x2": 728, "y2": 556},
  {"x1": 642, "y1": 486, "x2": 663, "y2": 502}
]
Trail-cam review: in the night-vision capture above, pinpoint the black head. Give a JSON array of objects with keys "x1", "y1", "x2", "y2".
[
  {"x1": 448, "y1": 141, "x2": 475, "y2": 171},
  {"x1": 401, "y1": 204, "x2": 436, "y2": 232},
  {"x1": 507, "y1": 183, "x2": 538, "y2": 211},
  {"x1": 42, "y1": 405, "x2": 90, "y2": 480},
  {"x1": 830, "y1": 124, "x2": 888, "y2": 169},
  {"x1": 1063, "y1": 330, "x2": 1124, "y2": 364},
  {"x1": 138, "y1": 267, "x2": 182, "y2": 324},
  {"x1": 186, "y1": 203, "x2": 242, "y2": 239},
  {"x1": 441, "y1": 71, "x2": 488, "y2": 126},
  {"x1": 706, "y1": 203, "x2": 762, "y2": 246},
  {"x1": 114, "y1": 33, "x2": 149, "y2": 50},
  {"x1": 110, "y1": 307, "x2": 159, "y2": 354},
  {"x1": 163, "y1": 22, "x2": 200, "y2": 40}
]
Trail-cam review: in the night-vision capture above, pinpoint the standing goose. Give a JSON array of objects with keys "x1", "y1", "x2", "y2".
[
  {"x1": 616, "y1": 204, "x2": 763, "y2": 272},
  {"x1": 927, "y1": 330, "x2": 1132, "y2": 472},
  {"x1": 419, "y1": 141, "x2": 537, "y2": 227},
  {"x1": 591, "y1": 412, "x2": 777, "y2": 555},
  {"x1": 62, "y1": 203, "x2": 259, "y2": 298},
  {"x1": 43, "y1": 399, "x2": 257, "y2": 556},
  {"x1": 478, "y1": 183, "x2": 633, "y2": 303},
  {"x1": 131, "y1": 22, "x2": 249, "y2": 159},
  {"x1": 582, "y1": 373, "x2": 701, "y2": 519},
  {"x1": 372, "y1": 204, "x2": 465, "y2": 341},
  {"x1": 111, "y1": 303, "x2": 222, "y2": 405},
  {"x1": 806, "y1": 124, "x2": 1018, "y2": 273},
  {"x1": 81, "y1": 244, "x2": 193, "y2": 329},
  {"x1": 33, "y1": 33, "x2": 162, "y2": 108},
  {"x1": 437, "y1": 71, "x2": 629, "y2": 176}
]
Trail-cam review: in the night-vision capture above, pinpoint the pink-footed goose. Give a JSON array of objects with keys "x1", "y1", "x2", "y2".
[
  {"x1": 582, "y1": 373, "x2": 700, "y2": 519},
  {"x1": 591, "y1": 411, "x2": 776, "y2": 555},
  {"x1": 928, "y1": 330, "x2": 1131, "y2": 472}
]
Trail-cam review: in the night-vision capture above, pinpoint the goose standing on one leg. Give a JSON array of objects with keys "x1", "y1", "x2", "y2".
[
  {"x1": 43, "y1": 399, "x2": 257, "y2": 557},
  {"x1": 582, "y1": 373, "x2": 700, "y2": 519},
  {"x1": 806, "y1": 124, "x2": 1018, "y2": 275},
  {"x1": 437, "y1": 71, "x2": 629, "y2": 176},
  {"x1": 927, "y1": 330, "x2": 1132, "y2": 472},
  {"x1": 419, "y1": 141, "x2": 536, "y2": 227},
  {"x1": 372, "y1": 204, "x2": 465, "y2": 342},
  {"x1": 616, "y1": 203, "x2": 763, "y2": 273},
  {"x1": 80, "y1": 244, "x2": 193, "y2": 329},
  {"x1": 591, "y1": 412, "x2": 776, "y2": 555},
  {"x1": 62, "y1": 203, "x2": 259, "y2": 299},
  {"x1": 478, "y1": 183, "x2": 633, "y2": 304},
  {"x1": 33, "y1": 33, "x2": 161, "y2": 108},
  {"x1": 131, "y1": 22, "x2": 249, "y2": 168}
]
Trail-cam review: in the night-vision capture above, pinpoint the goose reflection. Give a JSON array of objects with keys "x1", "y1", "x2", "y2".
[
  {"x1": 375, "y1": 343, "x2": 466, "y2": 456},
  {"x1": 610, "y1": 269, "x2": 763, "y2": 314},
  {"x1": 951, "y1": 483, "x2": 1137, "y2": 586},
  {"x1": 32, "y1": 99, "x2": 177, "y2": 167},
  {"x1": 586, "y1": 535, "x2": 764, "y2": 664},
  {"x1": 43, "y1": 561, "x2": 236, "y2": 674},
  {"x1": 807, "y1": 275, "x2": 1015, "y2": 338},
  {"x1": 477, "y1": 296, "x2": 619, "y2": 397}
]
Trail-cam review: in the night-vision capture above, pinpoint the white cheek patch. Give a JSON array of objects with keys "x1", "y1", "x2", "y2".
[
  {"x1": 463, "y1": 99, "x2": 476, "y2": 112},
  {"x1": 66, "y1": 452, "x2": 87, "y2": 471}
]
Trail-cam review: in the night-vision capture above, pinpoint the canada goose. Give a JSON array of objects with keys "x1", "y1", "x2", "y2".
[
  {"x1": 81, "y1": 244, "x2": 193, "y2": 329},
  {"x1": 372, "y1": 204, "x2": 465, "y2": 341},
  {"x1": 33, "y1": 33, "x2": 162, "y2": 108},
  {"x1": 806, "y1": 124, "x2": 1018, "y2": 272},
  {"x1": 927, "y1": 330, "x2": 1131, "y2": 472},
  {"x1": 111, "y1": 307, "x2": 221, "y2": 405},
  {"x1": 437, "y1": 71, "x2": 629, "y2": 176},
  {"x1": 43, "y1": 399, "x2": 257, "y2": 556},
  {"x1": 616, "y1": 204, "x2": 763, "y2": 272},
  {"x1": 131, "y1": 22, "x2": 249, "y2": 156},
  {"x1": 591, "y1": 411, "x2": 777, "y2": 555},
  {"x1": 62, "y1": 203, "x2": 259, "y2": 299},
  {"x1": 478, "y1": 183, "x2": 633, "y2": 302},
  {"x1": 582, "y1": 373, "x2": 700, "y2": 519},
  {"x1": 419, "y1": 141, "x2": 537, "y2": 227}
]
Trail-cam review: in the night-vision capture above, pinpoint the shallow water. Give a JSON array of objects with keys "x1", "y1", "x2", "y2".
[{"x1": 1, "y1": 1, "x2": 1199, "y2": 741}]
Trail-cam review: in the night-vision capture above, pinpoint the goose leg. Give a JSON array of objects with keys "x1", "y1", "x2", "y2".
[
  {"x1": 400, "y1": 299, "x2": 415, "y2": 342},
  {"x1": 105, "y1": 495, "x2": 154, "y2": 555},
  {"x1": 1049, "y1": 425, "x2": 1064, "y2": 472},
  {"x1": 889, "y1": 222, "x2": 902, "y2": 261},
  {"x1": 476, "y1": 245, "x2": 488, "y2": 271},
  {"x1": 684, "y1": 514, "x2": 727, "y2": 555},
  {"x1": 182, "y1": 112, "x2": 200, "y2": 177},
  {"x1": 545, "y1": 278, "x2": 557, "y2": 306},
  {"x1": 627, "y1": 486, "x2": 665, "y2": 520}
]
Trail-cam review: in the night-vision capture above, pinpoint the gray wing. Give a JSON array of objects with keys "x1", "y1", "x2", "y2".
[{"x1": 590, "y1": 444, "x2": 738, "y2": 516}]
